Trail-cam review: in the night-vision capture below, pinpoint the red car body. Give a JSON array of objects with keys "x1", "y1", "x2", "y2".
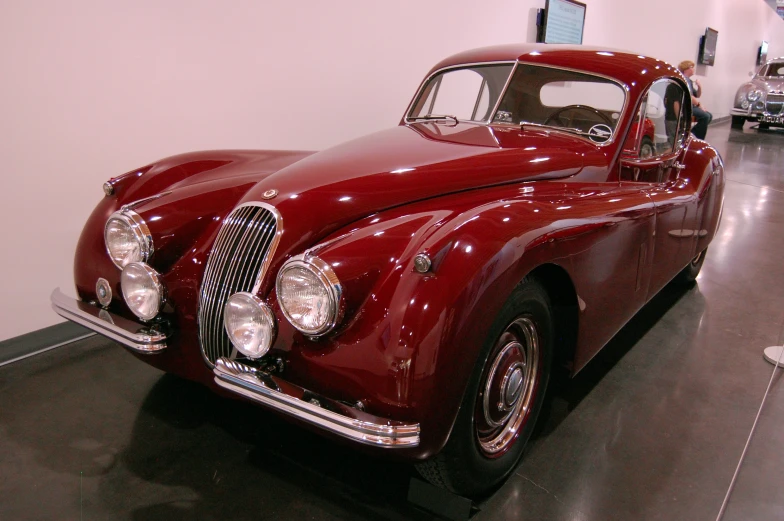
[{"x1": 53, "y1": 44, "x2": 724, "y2": 496}]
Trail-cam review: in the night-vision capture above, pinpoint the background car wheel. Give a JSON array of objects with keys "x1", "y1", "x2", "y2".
[
  {"x1": 415, "y1": 277, "x2": 553, "y2": 498},
  {"x1": 674, "y1": 248, "x2": 707, "y2": 285},
  {"x1": 640, "y1": 136, "x2": 654, "y2": 158},
  {"x1": 731, "y1": 116, "x2": 745, "y2": 129}
]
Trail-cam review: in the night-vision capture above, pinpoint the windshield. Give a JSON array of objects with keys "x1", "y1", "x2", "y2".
[
  {"x1": 493, "y1": 64, "x2": 626, "y2": 142},
  {"x1": 408, "y1": 64, "x2": 514, "y2": 123},
  {"x1": 759, "y1": 63, "x2": 784, "y2": 78}
]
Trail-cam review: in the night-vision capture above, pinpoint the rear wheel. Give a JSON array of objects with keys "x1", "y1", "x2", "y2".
[
  {"x1": 731, "y1": 116, "x2": 745, "y2": 129},
  {"x1": 415, "y1": 278, "x2": 553, "y2": 498}
]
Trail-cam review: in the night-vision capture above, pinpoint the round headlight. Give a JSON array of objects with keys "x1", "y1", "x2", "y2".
[
  {"x1": 105, "y1": 210, "x2": 152, "y2": 269},
  {"x1": 224, "y1": 293, "x2": 276, "y2": 358},
  {"x1": 741, "y1": 99, "x2": 750, "y2": 109},
  {"x1": 121, "y1": 262, "x2": 164, "y2": 321},
  {"x1": 747, "y1": 89, "x2": 763, "y2": 102},
  {"x1": 276, "y1": 254, "x2": 342, "y2": 336}
]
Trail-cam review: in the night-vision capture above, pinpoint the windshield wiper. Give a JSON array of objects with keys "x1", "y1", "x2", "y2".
[{"x1": 408, "y1": 114, "x2": 459, "y2": 124}]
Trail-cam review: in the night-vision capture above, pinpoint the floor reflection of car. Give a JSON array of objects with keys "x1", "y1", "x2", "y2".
[
  {"x1": 731, "y1": 58, "x2": 784, "y2": 129},
  {"x1": 51, "y1": 44, "x2": 725, "y2": 498}
]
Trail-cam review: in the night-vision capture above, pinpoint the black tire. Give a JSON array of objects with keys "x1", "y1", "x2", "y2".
[
  {"x1": 731, "y1": 116, "x2": 745, "y2": 129},
  {"x1": 415, "y1": 277, "x2": 553, "y2": 498},
  {"x1": 640, "y1": 136, "x2": 654, "y2": 159},
  {"x1": 674, "y1": 248, "x2": 707, "y2": 285}
]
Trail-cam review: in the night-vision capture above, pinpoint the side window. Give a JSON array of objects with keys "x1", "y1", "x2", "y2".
[
  {"x1": 624, "y1": 80, "x2": 685, "y2": 159},
  {"x1": 620, "y1": 80, "x2": 688, "y2": 183},
  {"x1": 648, "y1": 80, "x2": 684, "y2": 156}
]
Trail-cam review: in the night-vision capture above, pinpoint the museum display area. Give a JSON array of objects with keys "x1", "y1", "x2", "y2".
[{"x1": 2, "y1": 1, "x2": 784, "y2": 520}]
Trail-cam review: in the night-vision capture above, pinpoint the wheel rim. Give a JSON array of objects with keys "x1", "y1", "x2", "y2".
[
  {"x1": 475, "y1": 316, "x2": 540, "y2": 457},
  {"x1": 640, "y1": 143, "x2": 653, "y2": 158}
]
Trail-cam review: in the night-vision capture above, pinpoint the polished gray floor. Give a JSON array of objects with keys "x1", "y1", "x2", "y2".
[{"x1": 2, "y1": 120, "x2": 783, "y2": 520}]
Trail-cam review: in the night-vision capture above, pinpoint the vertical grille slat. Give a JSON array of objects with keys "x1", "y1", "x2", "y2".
[{"x1": 198, "y1": 204, "x2": 280, "y2": 365}]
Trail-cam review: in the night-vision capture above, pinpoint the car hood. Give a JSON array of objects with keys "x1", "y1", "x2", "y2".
[
  {"x1": 754, "y1": 77, "x2": 784, "y2": 93},
  {"x1": 238, "y1": 122, "x2": 592, "y2": 253}
]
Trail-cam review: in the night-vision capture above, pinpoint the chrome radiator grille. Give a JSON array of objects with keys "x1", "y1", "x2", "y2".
[
  {"x1": 765, "y1": 94, "x2": 784, "y2": 115},
  {"x1": 198, "y1": 203, "x2": 279, "y2": 365}
]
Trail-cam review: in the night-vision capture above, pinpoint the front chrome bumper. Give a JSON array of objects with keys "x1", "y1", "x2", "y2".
[
  {"x1": 50, "y1": 288, "x2": 167, "y2": 353},
  {"x1": 213, "y1": 357, "x2": 421, "y2": 447},
  {"x1": 731, "y1": 107, "x2": 784, "y2": 123},
  {"x1": 51, "y1": 288, "x2": 420, "y2": 448}
]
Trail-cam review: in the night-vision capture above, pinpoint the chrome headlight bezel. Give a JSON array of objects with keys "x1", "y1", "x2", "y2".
[
  {"x1": 223, "y1": 292, "x2": 277, "y2": 359},
  {"x1": 104, "y1": 210, "x2": 153, "y2": 269},
  {"x1": 276, "y1": 253, "x2": 343, "y2": 337},
  {"x1": 121, "y1": 262, "x2": 165, "y2": 321},
  {"x1": 747, "y1": 89, "x2": 764, "y2": 102}
]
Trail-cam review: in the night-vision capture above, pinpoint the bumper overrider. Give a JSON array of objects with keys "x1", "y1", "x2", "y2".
[{"x1": 50, "y1": 288, "x2": 420, "y2": 447}]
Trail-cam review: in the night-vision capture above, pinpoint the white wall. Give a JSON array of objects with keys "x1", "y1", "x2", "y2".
[{"x1": 0, "y1": 0, "x2": 782, "y2": 341}]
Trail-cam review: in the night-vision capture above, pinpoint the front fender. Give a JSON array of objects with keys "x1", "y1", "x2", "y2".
[
  {"x1": 105, "y1": 149, "x2": 314, "y2": 205},
  {"x1": 283, "y1": 183, "x2": 576, "y2": 457}
]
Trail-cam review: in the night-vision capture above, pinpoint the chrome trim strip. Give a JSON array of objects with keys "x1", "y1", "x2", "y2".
[
  {"x1": 50, "y1": 288, "x2": 167, "y2": 353},
  {"x1": 120, "y1": 191, "x2": 172, "y2": 211},
  {"x1": 213, "y1": 358, "x2": 420, "y2": 447}
]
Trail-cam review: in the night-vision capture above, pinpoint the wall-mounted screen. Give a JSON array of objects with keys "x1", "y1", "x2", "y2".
[
  {"x1": 698, "y1": 27, "x2": 718, "y2": 66},
  {"x1": 538, "y1": 0, "x2": 587, "y2": 45},
  {"x1": 758, "y1": 41, "x2": 769, "y2": 66}
]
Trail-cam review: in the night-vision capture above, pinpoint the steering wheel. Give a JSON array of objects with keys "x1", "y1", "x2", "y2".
[{"x1": 543, "y1": 104, "x2": 613, "y2": 128}]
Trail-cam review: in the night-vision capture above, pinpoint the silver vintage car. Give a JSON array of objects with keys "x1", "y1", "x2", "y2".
[{"x1": 731, "y1": 58, "x2": 784, "y2": 129}]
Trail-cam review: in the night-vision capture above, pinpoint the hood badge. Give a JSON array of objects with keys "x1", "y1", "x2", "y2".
[{"x1": 262, "y1": 189, "x2": 279, "y2": 200}]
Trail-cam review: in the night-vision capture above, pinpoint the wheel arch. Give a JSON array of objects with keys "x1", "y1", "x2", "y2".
[{"x1": 527, "y1": 263, "x2": 579, "y2": 374}]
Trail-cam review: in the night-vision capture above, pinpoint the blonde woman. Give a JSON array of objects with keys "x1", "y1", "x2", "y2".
[{"x1": 678, "y1": 60, "x2": 713, "y2": 139}]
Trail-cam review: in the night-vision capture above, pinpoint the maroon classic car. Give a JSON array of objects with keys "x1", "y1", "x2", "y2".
[{"x1": 52, "y1": 44, "x2": 724, "y2": 497}]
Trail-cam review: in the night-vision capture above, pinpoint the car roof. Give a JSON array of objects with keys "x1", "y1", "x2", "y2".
[{"x1": 428, "y1": 44, "x2": 681, "y2": 88}]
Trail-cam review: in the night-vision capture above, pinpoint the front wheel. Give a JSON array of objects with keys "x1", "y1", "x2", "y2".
[
  {"x1": 731, "y1": 116, "x2": 745, "y2": 129},
  {"x1": 674, "y1": 248, "x2": 707, "y2": 285},
  {"x1": 415, "y1": 278, "x2": 553, "y2": 498},
  {"x1": 640, "y1": 136, "x2": 655, "y2": 158}
]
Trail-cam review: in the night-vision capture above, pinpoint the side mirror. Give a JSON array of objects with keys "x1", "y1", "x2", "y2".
[{"x1": 749, "y1": 71, "x2": 754, "y2": 77}]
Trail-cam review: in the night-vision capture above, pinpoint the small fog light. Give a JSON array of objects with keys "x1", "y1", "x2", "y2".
[
  {"x1": 121, "y1": 262, "x2": 164, "y2": 321},
  {"x1": 224, "y1": 293, "x2": 276, "y2": 359},
  {"x1": 96, "y1": 278, "x2": 112, "y2": 307}
]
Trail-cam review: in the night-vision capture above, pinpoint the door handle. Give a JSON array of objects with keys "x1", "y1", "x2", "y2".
[{"x1": 672, "y1": 162, "x2": 686, "y2": 170}]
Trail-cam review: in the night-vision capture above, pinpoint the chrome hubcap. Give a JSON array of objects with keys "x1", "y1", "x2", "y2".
[{"x1": 475, "y1": 316, "x2": 540, "y2": 457}]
